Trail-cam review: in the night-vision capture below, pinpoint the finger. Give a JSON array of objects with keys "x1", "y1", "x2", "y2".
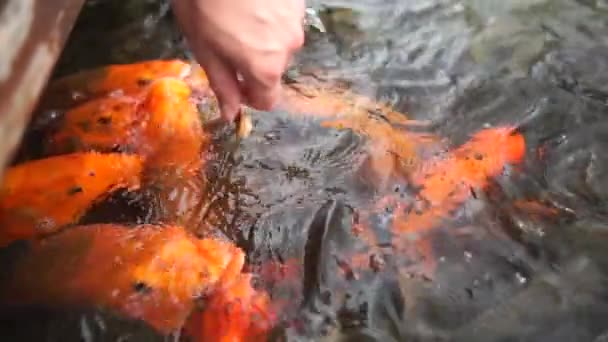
[
  {"x1": 289, "y1": 27, "x2": 305, "y2": 53},
  {"x1": 243, "y1": 77, "x2": 282, "y2": 111},
  {"x1": 240, "y1": 52, "x2": 294, "y2": 111},
  {"x1": 289, "y1": 0, "x2": 306, "y2": 51},
  {"x1": 240, "y1": 64, "x2": 283, "y2": 111},
  {"x1": 293, "y1": 0, "x2": 306, "y2": 20},
  {"x1": 192, "y1": 46, "x2": 243, "y2": 122}
]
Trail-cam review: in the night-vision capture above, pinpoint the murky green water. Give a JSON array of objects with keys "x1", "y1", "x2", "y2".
[{"x1": 8, "y1": 0, "x2": 608, "y2": 341}]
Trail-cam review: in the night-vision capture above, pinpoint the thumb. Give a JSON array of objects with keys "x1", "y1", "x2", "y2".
[{"x1": 192, "y1": 46, "x2": 243, "y2": 122}]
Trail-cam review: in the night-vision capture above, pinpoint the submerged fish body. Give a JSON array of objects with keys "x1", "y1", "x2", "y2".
[{"x1": 326, "y1": 126, "x2": 527, "y2": 282}]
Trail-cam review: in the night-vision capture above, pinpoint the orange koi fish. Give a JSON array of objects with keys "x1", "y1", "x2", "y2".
[
  {"x1": 0, "y1": 224, "x2": 245, "y2": 334},
  {"x1": 392, "y1": 126, "x2": 526, "y2": 236},
  {"x1": 0, "y1": 153, "x2": 143, "y2": 247}
]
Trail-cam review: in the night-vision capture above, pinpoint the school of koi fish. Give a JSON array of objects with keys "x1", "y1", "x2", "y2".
[{"x1": 0, "y1": 60, "x2": 532, "y2": 341}]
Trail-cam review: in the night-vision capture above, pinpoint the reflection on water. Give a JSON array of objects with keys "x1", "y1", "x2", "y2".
[{"x1": 20, "y1": 0, "x2": 608, "y2": 341}]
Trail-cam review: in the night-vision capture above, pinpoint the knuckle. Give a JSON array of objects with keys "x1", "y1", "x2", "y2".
[
  {"x1": 248, "y1": 95, "x2": 271, "y2": 110},
  {"x1": 246, "y1": 86, "x2": 279, "y2": 110},
  {"x1": 253, "y1": 97, "x2": 275, "y2": 110},
  {"x1": 256, "y1": 62, "x2": 283, "y2": 86}
]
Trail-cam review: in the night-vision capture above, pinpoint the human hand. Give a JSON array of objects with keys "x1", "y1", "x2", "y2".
[{"x1": 171, "y1": 0, "x2": 306, "y2": 121}]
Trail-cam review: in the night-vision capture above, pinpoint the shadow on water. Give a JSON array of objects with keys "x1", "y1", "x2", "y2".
[{"x1": 5, "y1": 0, "x2": 608, "y2": 341}]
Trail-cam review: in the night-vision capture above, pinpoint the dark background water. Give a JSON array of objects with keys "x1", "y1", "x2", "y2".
[{"x1": 6, "y1": 0, "x2": 608, "y2": 341}]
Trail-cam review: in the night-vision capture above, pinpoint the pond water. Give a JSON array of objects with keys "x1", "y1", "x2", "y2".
[{"x1": 7, "y1": 0, "x2": 608, "y2": 341}]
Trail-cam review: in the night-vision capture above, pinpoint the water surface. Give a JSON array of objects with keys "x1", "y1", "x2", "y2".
[{"x1": 11, "y1": 1, "x2": 608, "y2": 341}]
